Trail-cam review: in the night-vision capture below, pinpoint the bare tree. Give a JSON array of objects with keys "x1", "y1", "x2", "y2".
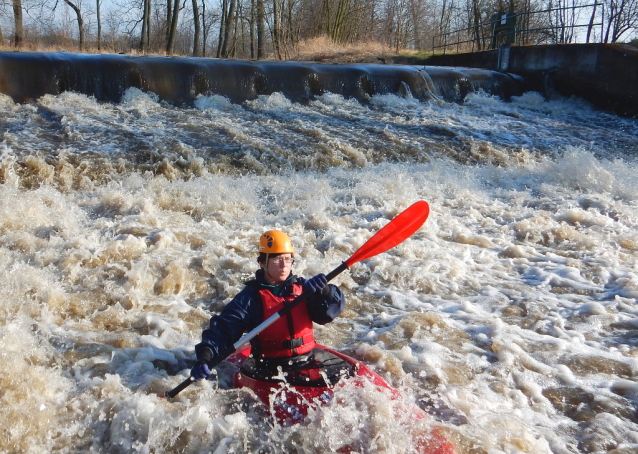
[
  {"x1": 96, "y1": 0, "x2": 102, "y2": 49},
  {"x1": 408, "y1": 0, "x2": 427, "y2": 48},
  {"x1": 603, "y1": 0, "x2": 638, "y2": 41},
  {"x1": 586, "y1": 0, "x2": 598, "y2": 41},
  {"x1": 12, "y1": 0, "x2": 23, "y2": 47},
  {"x1": 272, "y1": 0, "x2": 282, "y2": 57},
  {"x1": 140, "y1": 0, "x2": 151, "y2": 51},
  {"x1": 256, "y1": 0, "x2": 265, "y2": 57},
  {"x1": 470, "y1": 0, "x2": 483, "y2": 49},
  {"x1": 324, "y1": 0, "x2": 350, "y2": 42},
  {"x1": 217, "y1": 0, "x2": 227, "y2": 56},
  {"x1": 437, "y1": 0, "x2": 456, "y2": 48},
  {"x1": 192, "y1": 0, "x2": 201, "y2": 54},
  {"x1": 55, "y1": 0, "x2": 86, "y2": 49},
  {"x1": 217, "y1": 0, "x2": 236, "y2": 57},
  {"x1": 166, "y1": 0, "x2": 172, "y2": 42},
  {"x1": 546, "y1": 0, "x2": 582, "y2": 43},
  {"x1": 166, "y1": 0, "x2": 182, "y2": 53},
  {"x1": 201, "y1": 0, "x2": 219, "y2": 56},
  {"x1": 380, "y1": 0, "x2": 411, "y2": 50}
]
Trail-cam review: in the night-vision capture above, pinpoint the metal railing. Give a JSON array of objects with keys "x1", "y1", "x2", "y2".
[{"x1": 432, "y1": 4, "x2": 605, "y2": 55}]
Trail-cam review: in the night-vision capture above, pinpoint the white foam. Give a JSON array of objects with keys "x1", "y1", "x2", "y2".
[
  {"x1": 194, "y1": 94, "x2": 236, "y2": 111},
  {"x1": 245, "y1": 92, "x2": 293, "y2": 111},
  {"x1": 1, "y1": 88, "x2": 637, "y2": 453}
]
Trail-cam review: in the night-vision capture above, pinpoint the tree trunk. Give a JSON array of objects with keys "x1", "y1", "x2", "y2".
[
  {"x1": 472, "y1": 0, "x2": 482, "y2": 50},
  {"x1": 166, "y1": 0, "x2": 173, "y2": 44},
  {"x1": 217, "y1": 0, "x2": 227, "y2": 57},
  {"x1": 96, "y1": 0, "x2": 102, "y2": 50},
  {"x1": 140, "y1": 0, "x2": 150, "y2": 52},
  {"x1": 586, "y1": 0, "x2": 597, "y2": 42},
  {"x1": 146, "y1": 0, "x2": 151, "y2": 49},
  {"x1": 285, "y1": 0, "x2": 300, "y2": 54},
  {"x1": 230, "y1": 1, "x2": 240, "y2": 57},
  {"x1": 323, "y1": 0, "x2": 333, "y2": 37},
  {"x1": 63, "y1": 0, "x2": 85, "y2": 50},
  {"x1": 220, "y1": 0, "x2": 236, "y2": 57},
  {"x1": 12, "y1": 0, "x2": 23, "y2": 48},
  {"x1": 202, "y1": 0, "x2": 208, "y2": 56},
  {"x1": 409, "y1": 0, "x2": 422, "y2": 49},
  {"x1": 438, "y1": 0, "x2": 453, "y2": 48},
  {"x1": 332, "y1": 0, "x2": 349, "y2": 43},
  {"x1": 249, "y1": 0, "x2": 255, "y2": 58},
  {"x1": 166, "y1": 0, "x2": 181, "y2": 54},
  {"x1": 192, "y1": 0, "x2": 201, "y2": 56},
  {"x1": 256, "y1": 0, "x2": 265, "y2": 59},
  {"x1": 273, "y1": 0, "x2": 282, "y2": 58}
]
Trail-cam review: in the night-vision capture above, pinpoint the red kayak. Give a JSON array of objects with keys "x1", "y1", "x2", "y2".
[{"x1": 228, "y1": 344, "x2": 457, "y2": 454}]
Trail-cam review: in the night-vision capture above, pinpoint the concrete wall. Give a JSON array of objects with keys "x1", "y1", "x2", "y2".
[
  {"x1": 0, "y1": 52, "x2": 526, "y2": 106},
  {"x1": 425, "y1": 44, "x2": 638, "y2": 117}
]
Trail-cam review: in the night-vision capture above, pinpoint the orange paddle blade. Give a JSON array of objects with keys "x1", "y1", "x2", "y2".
[{"x1": 345, "y1": 200, "x2": 429, "y2": 267}]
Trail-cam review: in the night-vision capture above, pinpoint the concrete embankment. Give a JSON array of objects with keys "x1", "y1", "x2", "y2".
[
  {"x1": 424, "y1": 43, "x2": 638, "y2": 117},
  {"x1": 0, "y1": 52, "x2": 525, "y2": 105}
]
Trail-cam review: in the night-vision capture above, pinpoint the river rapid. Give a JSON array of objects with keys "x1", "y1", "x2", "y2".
[{"x1": 1, "y1": 87, "x2": 637, "y2": 454}]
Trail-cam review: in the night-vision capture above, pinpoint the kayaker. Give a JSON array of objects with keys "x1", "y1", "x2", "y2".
[{"x1": 190, "y1": 230, "x2": 346, "y2": 381}]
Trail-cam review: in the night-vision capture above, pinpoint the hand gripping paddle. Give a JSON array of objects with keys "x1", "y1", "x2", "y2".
[{"x1": 165, "y1": 200, "x2": 430, "y2": 398}]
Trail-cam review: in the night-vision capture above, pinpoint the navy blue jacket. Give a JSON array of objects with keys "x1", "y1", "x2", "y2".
[{"x1": 195, "y1": 269, "x2": 345, "y2": 365}]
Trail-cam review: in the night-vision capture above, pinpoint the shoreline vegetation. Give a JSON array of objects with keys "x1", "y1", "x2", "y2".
[
  {"x1": 1, "y1": 0, "x2": 636, "y2": 71},
  {"x1": 0, "y1": 35, "x2": 434, "y2": 65},
  {"x1": 1, "y1": 36, "x2": 636, "y2": 67}
]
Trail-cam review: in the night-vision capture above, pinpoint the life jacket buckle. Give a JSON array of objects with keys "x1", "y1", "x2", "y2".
[{"x1": 282, "y1": 337, "x2": 305, "y2": 349}]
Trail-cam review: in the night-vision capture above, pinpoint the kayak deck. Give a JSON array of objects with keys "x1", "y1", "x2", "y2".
[{"x1": 228, "y1": 344, "x2": 457, "y2": 454}]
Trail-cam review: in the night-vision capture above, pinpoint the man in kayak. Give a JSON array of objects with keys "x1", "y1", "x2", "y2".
[{"x1": 190, "y1": 230, "x2": 346, "y2": 381}]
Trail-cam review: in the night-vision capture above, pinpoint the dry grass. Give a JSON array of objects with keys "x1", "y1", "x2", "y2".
[
  {"x1": 1, "y1": 35, "x2": 428, "y2": 64},
  {"x1": 0, "y1": 42, "x2": 130, "y2": 55},
  {"x1": 290, "y1": 35, "x2": 396, "y2": 63}
]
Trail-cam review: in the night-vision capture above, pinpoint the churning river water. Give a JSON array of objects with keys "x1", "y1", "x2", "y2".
[{"x1": 1, "y1": 87, "x2": 638, "y2": 454}]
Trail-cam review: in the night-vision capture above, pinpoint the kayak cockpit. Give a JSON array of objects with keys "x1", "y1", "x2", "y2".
[{"x1": 238, "y1": 347, "x2": 355, "y2": 387}]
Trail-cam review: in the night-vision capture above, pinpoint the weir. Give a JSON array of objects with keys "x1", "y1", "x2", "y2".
[
  {"x1": 0, "y1": 52, "x2": 525, "y2": 105},
  {"x1": 425, "y1": 44, "x2": 638, "y2": 117}
]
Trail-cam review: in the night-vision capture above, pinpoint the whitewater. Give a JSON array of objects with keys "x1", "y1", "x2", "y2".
[{"x1": 1, "y1": 86, "x2": 637, "y2": 454}]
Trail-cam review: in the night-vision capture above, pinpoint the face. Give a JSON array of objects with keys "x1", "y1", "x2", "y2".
[{"x1": 263, "y1": 253, "x2": 294, "y2": 285}]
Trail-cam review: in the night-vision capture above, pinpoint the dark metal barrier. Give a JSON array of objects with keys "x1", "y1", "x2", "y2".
[{"x1": 433, "y1": 4, "x2": 604, "y2": 55}]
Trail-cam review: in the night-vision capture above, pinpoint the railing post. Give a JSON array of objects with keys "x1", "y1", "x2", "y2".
[{"x1": 601, "y1": 4, "x2": 605, "y2": 43}]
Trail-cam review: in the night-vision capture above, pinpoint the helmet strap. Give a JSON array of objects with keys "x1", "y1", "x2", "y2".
[{"x1": 263, "y1": 253, "x2": 271, "y2": 278}]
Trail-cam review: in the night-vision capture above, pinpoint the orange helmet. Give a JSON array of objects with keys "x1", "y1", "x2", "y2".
[{"x1": 259, "y1": 230, "x2": 294, "y2": 254}]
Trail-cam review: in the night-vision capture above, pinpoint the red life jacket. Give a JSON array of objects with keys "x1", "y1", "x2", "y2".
[{"x1": 256, "y1": 283, "x2": 316, "y2": 358}]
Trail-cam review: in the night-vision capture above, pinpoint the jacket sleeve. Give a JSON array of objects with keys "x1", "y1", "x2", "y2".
[
  {"x1": 195, "y1": 286, "x2": 263, "y2": 365},
  {"x1": 302, "y1": 280, "x2": 345, "y2": 325}
]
